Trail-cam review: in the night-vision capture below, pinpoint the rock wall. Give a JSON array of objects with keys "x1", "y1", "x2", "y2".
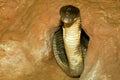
[{"x1": 0, "y1": 0, "x2": 120, "y2": 80}]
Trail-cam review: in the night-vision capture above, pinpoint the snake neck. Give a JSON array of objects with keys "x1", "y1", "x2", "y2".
[
  {"x1": 63, "y1": 18, "x2": 81, "y2": 44},
  {"x1": 62, "y1": 18, "x2": 83, "y2": 70},
  {"x1": 63, "y1": 18, "x2": 81, "y2": 47}
]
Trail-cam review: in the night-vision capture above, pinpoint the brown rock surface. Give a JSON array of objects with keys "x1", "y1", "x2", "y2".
[{"x1": 0, "y1": 0, "x2": 120, "y2": 80}]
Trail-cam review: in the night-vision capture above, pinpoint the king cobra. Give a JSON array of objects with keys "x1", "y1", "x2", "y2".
[{"x1": 53, "y1": 5, "x2": 89, "y2": 77}]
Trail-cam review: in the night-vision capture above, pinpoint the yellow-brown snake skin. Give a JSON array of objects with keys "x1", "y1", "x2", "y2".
[{"x1": 53, "y1": 5, "x2": 89, "y2": 77}]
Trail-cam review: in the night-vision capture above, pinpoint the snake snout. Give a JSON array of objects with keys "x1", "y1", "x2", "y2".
[{"x1": 61, "y1": 17, "x2": 73, "y2": 23}]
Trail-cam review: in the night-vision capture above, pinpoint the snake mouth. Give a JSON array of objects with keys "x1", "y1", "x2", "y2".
[
  {"x1": 61, "y1": 17, "x2": 78, "y2": 24},
  {"x1": 61, "y1": 17, "x2": 72, "y2": 23}
]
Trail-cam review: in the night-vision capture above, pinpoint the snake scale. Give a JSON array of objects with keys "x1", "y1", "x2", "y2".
[{"x1": 53, "y1": 5, "x2": 89, "y2": 77}]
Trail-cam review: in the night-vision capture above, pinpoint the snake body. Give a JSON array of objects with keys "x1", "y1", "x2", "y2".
[{"x1": 53, "y1": 5, "x2": 89, "y2": 77}]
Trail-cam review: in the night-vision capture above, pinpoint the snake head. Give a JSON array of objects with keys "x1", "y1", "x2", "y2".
[{"x1": 60, "y1": 5, "x2": 80, "y2": 23}]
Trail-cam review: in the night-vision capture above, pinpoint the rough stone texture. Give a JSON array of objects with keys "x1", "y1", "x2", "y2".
[
  {"x1": 80, "y1": 1, "x2": 120, "y2": 80},
  {"x1": 0, "y1": 0, "x2": 120, "y2": 80}
]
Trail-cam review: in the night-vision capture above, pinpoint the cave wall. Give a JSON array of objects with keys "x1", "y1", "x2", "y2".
[{"x1": 0, "y1": 0, "x2": 120, "y2": 80}]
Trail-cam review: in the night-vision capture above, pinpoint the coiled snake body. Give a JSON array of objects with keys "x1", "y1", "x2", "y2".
[{"x1": 53, "y1": 5, "x2": 89, "y2": 77}]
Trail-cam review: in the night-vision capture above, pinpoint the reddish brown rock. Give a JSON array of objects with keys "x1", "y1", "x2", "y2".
[
  {"x1": 80, "y1": 1, "x2": 120, "y2": 80},
  {"x1": 0, "y1": 0, "x2": 119, "y2": 80}
]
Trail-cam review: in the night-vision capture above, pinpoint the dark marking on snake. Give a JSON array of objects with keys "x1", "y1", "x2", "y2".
[{"x1": 53, "y1": 5, "x2": 89, "y2": 77}]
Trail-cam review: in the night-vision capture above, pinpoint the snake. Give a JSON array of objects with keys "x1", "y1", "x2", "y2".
[{"x1": 53, "y1": 5, "x2": 89, "y2": 77}]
